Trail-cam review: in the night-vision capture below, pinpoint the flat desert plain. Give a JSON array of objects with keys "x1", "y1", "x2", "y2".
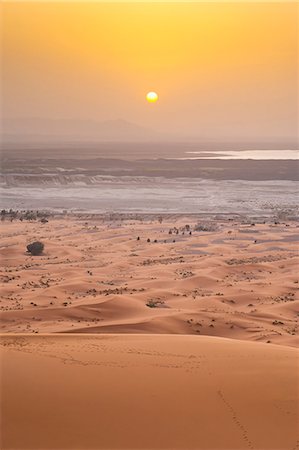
[{"x1": 1, "y1": 215, "x2": 298, "y2": 449}]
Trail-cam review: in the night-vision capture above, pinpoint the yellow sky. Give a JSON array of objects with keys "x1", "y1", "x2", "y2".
[{"x1": 2, "y1": 2, "x2": 298, "y2": 141}]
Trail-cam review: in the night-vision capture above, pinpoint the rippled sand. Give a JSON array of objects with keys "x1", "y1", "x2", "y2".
[{"x1": 1, "y1": 216, "x2": 298, "y2": 347}]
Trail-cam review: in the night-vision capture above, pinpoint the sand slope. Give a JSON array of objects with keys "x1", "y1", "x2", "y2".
[
  {"x1": 1, "y1": 333, "x2": 298, "y2": 450},
  {"x1": 1, "y1": 217, "x2": 298, "y2": 346}
]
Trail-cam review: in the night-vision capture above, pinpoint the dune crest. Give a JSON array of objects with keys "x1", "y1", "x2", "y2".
[{"x1": 1, "y1": 333, "x2": 298, "y2": 450}]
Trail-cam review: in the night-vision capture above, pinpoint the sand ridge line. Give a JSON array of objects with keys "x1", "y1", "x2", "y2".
[{"x1": 1, "y1": 218, "x2": 298, "y2": 346}]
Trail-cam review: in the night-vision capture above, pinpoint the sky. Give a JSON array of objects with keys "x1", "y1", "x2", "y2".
[{"x1": 1, "y1": 1, "x2": 298, "y2": 142}]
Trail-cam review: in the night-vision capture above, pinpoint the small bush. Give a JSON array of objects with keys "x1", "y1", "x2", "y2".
[
  {"x1": 272, "y1": 320, "x2": 284, "y2": 325},
  {"x1": 24, "y1": 211, "x2": 37, "y2": 221},
  {"x1": 194, "y1": 222, "x2": 218, "y2": 232},
  {"x1": 27, "y1": 241, "x2": 44, "y2": 256},
  {"x1": 146, "y1": 299, "x2": 165, "y2": 308}
]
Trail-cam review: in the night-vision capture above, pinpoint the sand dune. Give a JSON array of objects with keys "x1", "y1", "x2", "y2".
[
  {"x1": 1, "y1": 216, "x2": 298, "y2": 450},
  {"x1": 1, "y1": 333, "x2": 298, "y2": 450},
  {"x1": 1, "y1": 216, "x2": 298, "y2": 346}
]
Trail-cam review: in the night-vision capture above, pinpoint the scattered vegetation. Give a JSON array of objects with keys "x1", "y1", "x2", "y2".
[{"x1": 1, "y1": 209, "x2": 50, "y2": 222}]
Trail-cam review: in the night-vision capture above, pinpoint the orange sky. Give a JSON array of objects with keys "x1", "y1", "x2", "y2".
[{"x1": 2, "y1": 2, "x2": 298, "y2": 141}]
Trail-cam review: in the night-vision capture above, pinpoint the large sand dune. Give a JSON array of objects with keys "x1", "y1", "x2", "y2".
[{"x1": 1, "y1": 333, "x2": 298, "y2": 450}]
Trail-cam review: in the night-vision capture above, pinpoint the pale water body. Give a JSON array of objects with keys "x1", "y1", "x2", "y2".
[{"x1": 184, "y1": 150, "x2": 299, "y2": 160}]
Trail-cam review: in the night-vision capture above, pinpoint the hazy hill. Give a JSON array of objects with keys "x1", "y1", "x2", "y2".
[
  {"x1": 1, "y1": 118, "x2": 168, "y2": 143},
  {"x1": 2, "y1": 118, "x2": 297, "y2": 148}
]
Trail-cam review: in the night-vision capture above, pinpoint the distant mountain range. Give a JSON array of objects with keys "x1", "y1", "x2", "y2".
[
  {"x1": 2, "y1": 118, "x2": 297, "y2": 148},
  {"x1": 2, "y1": 118, "x2": 168, "y2": 143}
]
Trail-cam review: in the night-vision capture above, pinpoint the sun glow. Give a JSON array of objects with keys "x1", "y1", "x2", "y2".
[{"x1": 146, "y1": 92, "x2": 158, "y2": 103}]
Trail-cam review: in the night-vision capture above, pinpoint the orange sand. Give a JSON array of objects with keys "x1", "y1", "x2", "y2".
[
  {"x1": 1, "y1": 216, "x2": 298, "y2": 346},
  {"x1": 1, "y1": 216, "x2": 298, "y2": 449},
  {"x1": 1, "y1": 333, "x2": 298, "y2": 450}
]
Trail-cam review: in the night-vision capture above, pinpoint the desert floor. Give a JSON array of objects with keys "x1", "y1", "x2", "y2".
[
  {"x1": 0, "y1": 333, "x2": 298, "y2": 450},
  {"x1": 1, "y1": 216, "x2": 298, "y2": 346},
  {"x1": 1, "y1": 215, "x2": 298, "y2": 450}
]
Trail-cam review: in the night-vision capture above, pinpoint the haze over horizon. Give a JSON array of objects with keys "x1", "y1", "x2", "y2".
[
  {"x1": 2, "y1": 2, "x2": 298, "y2": 146},
  {"x1": 3, "y1": 117, "x2": 298, "y2": 145}
]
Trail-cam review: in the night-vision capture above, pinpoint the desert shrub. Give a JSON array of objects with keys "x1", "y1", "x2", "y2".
[
  {"x1": 194, "y1": 222, "x2": 218, "y2": 232},
  {"x1": 27, "y1": 241, "x2": 44, "y2": 256},
  {"x1": 146, "y1": 299, "x2": 165, "y2": 308},
  {"x1": 24, "y1": 211, "x2": 37, "y2": 221}
]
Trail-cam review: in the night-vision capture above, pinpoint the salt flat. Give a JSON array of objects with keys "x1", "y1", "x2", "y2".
[{"x1": 1, "y1": 177, "x2": 298, "y2": 215}]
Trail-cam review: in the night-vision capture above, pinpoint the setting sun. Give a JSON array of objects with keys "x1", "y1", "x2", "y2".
[{"x1": 146, "y1": 92, "x2": 158, "y2": 103}]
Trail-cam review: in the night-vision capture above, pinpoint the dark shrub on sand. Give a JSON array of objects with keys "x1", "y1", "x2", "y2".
[
  {"x1": 27, "y1": 241, "x2": 44, "y2": 256},
  {"x1": 146, "y1": 299, "x2": 165, "y2": 308},
  {"x1": 194, "y1": 222, "x2": 217, "y2": 232}
]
